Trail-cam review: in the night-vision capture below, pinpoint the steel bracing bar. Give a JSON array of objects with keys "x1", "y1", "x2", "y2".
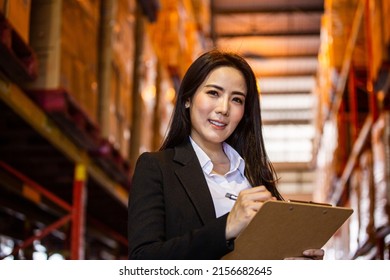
[
  {"x1": 89, "y1": 218, "x2": 128, "y2": 247},
  {"x1": 0, "y1": 214, "x2": 72, "y2": 260},
  {"x1": 0, "y1": 161, "x2": 72, "y2": 212}
]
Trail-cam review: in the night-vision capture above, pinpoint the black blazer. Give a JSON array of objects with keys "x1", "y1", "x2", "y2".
[{"x1": 128, "y1": 140, "x2": 234, "y2": 259}]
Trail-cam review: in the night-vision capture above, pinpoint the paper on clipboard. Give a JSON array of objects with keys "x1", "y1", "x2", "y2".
[{"x1": 222, "y1": 200, "x2": 353, "y2": 260}]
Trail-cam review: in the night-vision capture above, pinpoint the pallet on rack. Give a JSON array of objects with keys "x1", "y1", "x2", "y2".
[
  {"x1": 26, "y1": 88, "x2": 131, "y2": 188},
  {"x1": 90, "y1": 139, "x2": 131, "y2": 189},
  {"x1": 27, "y1": 88, "x2": 100, "y2": 151}
]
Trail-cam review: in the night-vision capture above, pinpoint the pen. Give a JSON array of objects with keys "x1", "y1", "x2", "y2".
[{"x1": 225, "y1": 193, "x2": 238, "y2": 201}]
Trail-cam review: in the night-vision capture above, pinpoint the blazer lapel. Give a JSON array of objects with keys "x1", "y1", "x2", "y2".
[{"x1": 174, "y1": 141, "x2": 216, "y2": 224}]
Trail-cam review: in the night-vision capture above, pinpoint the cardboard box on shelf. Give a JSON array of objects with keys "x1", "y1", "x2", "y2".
[
  {"x1": 324, "y1": 0, "x2": 385, "y2": 80},
  {"x1": 367, "y1": 0, "x2": 385, "y2": 82},
  {"x1": 382, "y1": 0, "x2": 390, "y2": 46},
  {"x1": 0, "y1": 0, "x2": 6, "y2": 14},
  {"x1": 2, "y1": 0, "x2": 31, "y2": 43},
  {"x1": 28, "y1": 0, "x2": 99, "y2": 124},
  {"x1": 99, "y1": 0, "x2": 135, "y2": 160}
]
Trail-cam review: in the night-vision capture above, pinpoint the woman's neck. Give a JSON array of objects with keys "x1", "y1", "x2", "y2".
[{"x1": 196, "y1": 141, "x2": 230, "y2": 175}]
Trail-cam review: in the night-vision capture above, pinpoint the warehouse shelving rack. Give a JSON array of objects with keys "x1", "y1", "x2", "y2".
[
  {"x1": 318, "y1": 0, "x2": 390, "y2": 259},
  {"x1": 0, "y1": 10, "x2": 129, "y2": 259}
]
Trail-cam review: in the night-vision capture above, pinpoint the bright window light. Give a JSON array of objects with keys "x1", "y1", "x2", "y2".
[
  {"x1": 263, "y1": 124, "x2": 315, "y2": 139},
  {"x1": 263, "y1": 124, "x2": 314, "y2": 162},
  {"x1": 261, "y1": 94, "x2": 314, "y2": 110}
]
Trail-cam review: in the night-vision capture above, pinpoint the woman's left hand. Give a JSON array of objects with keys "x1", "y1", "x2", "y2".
[{"x1": 284, "y1": 249, "x2": 325, "y2": 260}]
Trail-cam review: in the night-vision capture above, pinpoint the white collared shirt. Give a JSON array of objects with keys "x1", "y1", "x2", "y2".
[{"x1": 190, "y1": 137, "x2": 251, "y2": 217}]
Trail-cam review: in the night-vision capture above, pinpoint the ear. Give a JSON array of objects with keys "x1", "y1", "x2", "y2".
[{"x1": 185, "y1": 100, "x2": 190, "y2": 108}]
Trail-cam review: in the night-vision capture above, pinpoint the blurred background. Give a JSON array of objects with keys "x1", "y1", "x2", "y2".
[{"x1": 0, "y1": 0, "x2": 389, "y2": 260}]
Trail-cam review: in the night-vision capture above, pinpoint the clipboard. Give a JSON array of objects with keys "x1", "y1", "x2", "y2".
[{"x1": 222, "y1": 200, "x2": 353, "y2": 260}]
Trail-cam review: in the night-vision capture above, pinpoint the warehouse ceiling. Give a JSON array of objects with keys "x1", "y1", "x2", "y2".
[{"x1": 210, "y1": 0, "x2": 325, "y2": 198}]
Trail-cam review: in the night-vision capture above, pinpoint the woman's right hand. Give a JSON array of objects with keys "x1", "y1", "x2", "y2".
[
  {"x1": 284, "y1": 249, "x2": 325, "y2": 260},
  {"x1": 225, "y1": 186, "x2": 275, "y2": 240}
]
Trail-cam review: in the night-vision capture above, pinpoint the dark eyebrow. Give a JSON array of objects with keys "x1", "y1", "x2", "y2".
[
  {"x1": 205, "y1": 84, "x2": 246, "y2": 97},
  {"x1": 232, "y1": 91, "x2": 247, "y2": 98},
  {"x1": 205, "y1": 84, "x2": 223, "y2": 91}
]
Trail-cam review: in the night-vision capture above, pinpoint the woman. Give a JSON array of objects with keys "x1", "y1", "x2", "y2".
[{"x1": 128, "y1": 49, "x2": 324, "y2": 260}]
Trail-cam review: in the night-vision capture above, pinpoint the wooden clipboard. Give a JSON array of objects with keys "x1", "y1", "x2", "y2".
[{"x1": 222, "y1": 200, "x2": 353, "y2": 260}]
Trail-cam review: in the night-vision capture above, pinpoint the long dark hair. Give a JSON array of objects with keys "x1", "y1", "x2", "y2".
[{"x1": 160, "y1": 49, "x2": 283, "y2": 200}]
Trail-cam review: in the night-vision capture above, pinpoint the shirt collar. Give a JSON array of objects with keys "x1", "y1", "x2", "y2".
[
  {"x1": 223, "y1": 142, "x2": 246, "y2": 176},
  {"x1": 189, "y1": 137, "x2": 245, "y2": 176}
]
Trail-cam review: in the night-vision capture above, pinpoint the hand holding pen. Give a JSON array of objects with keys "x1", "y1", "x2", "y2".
[{"x1": 225, "y1": 186, "x2": 275, "y2": 240}]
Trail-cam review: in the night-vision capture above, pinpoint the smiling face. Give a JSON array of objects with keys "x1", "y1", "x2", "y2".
[{"x1": 188, "y1": 66, "x2": 247, "y2": 150}]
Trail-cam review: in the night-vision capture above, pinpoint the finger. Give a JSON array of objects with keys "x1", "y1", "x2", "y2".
[
  {"x1": 284, "y1": 257, "x2": 316, "y2": 260},
  {"x1": 303, "y1": 249, "x2": 325, "y2": 260},
  {"x1": 239, "y1": 186, "x2": 273, "y2": 202},
  {"x1": 235, "y1": 201, "x2": 262, "y2": 216},
  {"x1": 244, "y1": 185, "x2": 268, "y2": 194}
]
